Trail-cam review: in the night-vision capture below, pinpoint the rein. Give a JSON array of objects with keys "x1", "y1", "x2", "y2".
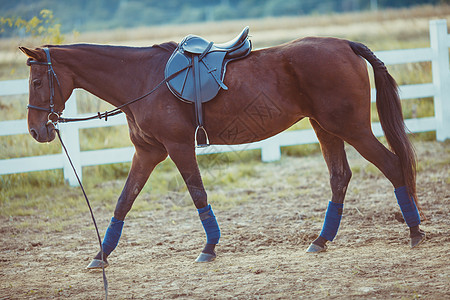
[
  {"x1": 26, "y1": 47, "x2": 190, "y2": 124},
  {"x1": 57, "y1": 66, "x2": 189, "y2": 123}
]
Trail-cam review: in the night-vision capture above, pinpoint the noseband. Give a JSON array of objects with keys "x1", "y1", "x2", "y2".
[{"x1": 27, "y1": 47, "x2": 63, "y2": 126}]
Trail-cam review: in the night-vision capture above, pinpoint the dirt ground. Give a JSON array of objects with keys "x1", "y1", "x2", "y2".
[{"x1": 1, "y1": 141, "x2": 449, "y2": 299}]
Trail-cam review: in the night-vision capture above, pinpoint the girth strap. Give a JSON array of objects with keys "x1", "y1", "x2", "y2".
[{"x1": 193, "y1": 55, "x2": 202, "y2": 126}]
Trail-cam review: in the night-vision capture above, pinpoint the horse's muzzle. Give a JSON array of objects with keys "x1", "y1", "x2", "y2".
[{"x1": 29, "y1": 124, "x2": 56, "y2": 143}]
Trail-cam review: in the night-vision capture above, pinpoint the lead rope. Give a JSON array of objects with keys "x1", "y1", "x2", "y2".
[
  {"x1": 47, "y1": 57, "x2": 195, "y2": 300},
  {"x1": 55, "y1": 126, "x2": 108, "y2": 300},
  {"x1": 58, "y1": 64, "x2": 190, "y2": 124}
]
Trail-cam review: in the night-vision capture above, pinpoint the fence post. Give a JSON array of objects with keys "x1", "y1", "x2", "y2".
[
  {"x1": 430, "y1": 19, "x2": 450, "y2": 141},
  {"x1": 261, "y1": 136, "x2": 281, "y2": 162},
  {"x1": 59, "y1": 92, "x2": 82, "y2": 186}
]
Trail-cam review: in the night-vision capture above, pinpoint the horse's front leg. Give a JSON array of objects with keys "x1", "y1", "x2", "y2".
[
  {"x1": 87, "y1": 145, "x2": 167, "y2": 269},
  {"x1": 166, "y1": 143, "x2": 220, "y2": 262}
]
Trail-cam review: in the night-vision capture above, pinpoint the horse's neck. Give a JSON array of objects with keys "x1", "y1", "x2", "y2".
[{"x1": 60, "y1": 45, "x2": 163, "y2": 109}]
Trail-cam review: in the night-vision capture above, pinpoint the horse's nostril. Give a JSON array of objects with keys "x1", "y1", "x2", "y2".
[{"x1": 30, "y1": 128, "x2": 38, "y2": 140}]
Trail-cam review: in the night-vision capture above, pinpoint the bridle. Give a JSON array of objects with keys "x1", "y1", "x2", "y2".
[{"x1": 26, "y1": 47, "x2": 64, "y2": 127}]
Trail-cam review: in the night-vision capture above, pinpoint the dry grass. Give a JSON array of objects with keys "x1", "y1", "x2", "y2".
[
  {"x1": 2, "y1": 5, "x2": 449, "y2": 65},
  {"x1": 56, "y1": 4, "x2": 450, "y2": 49}
]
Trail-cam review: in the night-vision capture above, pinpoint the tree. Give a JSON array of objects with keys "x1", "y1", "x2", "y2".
[{"x1": 0, "y1": 9, "x2": 64, "y2": 44}]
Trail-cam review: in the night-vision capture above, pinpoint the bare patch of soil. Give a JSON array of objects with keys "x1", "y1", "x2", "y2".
[{"x1": 1, "y1": 141, "x2": 449, "y2": 299}]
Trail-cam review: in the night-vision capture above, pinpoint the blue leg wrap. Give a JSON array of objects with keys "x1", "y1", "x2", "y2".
[
  {"x1": 395, "y1": 186, "x2": 420, "y2": 228},
  {"x1": 102, "y1": 217, "x2": 124, "y2": 255},
  {"x1": 319, "y1": 201, "x2": 344, "y2": 242},
  {"x1": 198, "y1": 204, "x2": 220, "y2": 244}
]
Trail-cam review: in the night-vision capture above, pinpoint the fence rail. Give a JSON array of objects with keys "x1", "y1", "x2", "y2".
[{"x1": 1, "y1": 19, "x2": 449, "y2": 186}]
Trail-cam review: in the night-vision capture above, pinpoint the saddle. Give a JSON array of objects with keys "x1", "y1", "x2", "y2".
[{"x1": 165, "y1": 27, "x2": 252, "y2": 147}]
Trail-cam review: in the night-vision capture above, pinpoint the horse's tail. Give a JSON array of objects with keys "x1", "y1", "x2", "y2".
[{"x1": 348, "y1": 41, "x2": 422, "y2": 215}]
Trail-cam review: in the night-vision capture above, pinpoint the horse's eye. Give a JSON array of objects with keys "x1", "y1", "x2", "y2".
[{"x1": 32, "y1": 79, "x2": 42, "y2": 88}]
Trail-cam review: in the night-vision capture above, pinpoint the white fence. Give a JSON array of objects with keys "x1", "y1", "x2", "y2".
[{"x1": 1, "y1": 19, "x2": 449, "y2": 186}]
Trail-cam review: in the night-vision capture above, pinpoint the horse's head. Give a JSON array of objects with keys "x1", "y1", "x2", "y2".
[{"x1": 19, "y1": 46, "x2": 72, "y2": 142}]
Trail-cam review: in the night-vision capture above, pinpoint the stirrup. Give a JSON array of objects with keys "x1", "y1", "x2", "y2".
[{"x1": 195, "y1": 126, "x2": 210, "y2": 148}]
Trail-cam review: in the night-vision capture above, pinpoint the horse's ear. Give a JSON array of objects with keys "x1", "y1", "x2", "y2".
[{"x1": 19, "y1": 47, "x2": 45, "y2": 61}]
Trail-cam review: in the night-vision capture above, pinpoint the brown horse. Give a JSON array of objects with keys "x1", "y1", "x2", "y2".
[{"x1": 19, "y1": 32, "x2": 425, "y2": 268}]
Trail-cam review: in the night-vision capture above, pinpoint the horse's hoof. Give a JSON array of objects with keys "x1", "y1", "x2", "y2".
[
  {"x1": 86, "y1": 259, "x2": 109, "y2": 270},
  {"x1": 195, "y1": 252, "x2": 216, "y2": 262},
  {"x1": 306, "y1": 243, "x2": 327, "y2": 253},
  {"x1": 410, "y1": 231, "x2": 426, "y2": 248}
]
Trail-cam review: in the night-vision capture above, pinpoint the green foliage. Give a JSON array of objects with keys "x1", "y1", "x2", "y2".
[
  {"x1": 0, "y1": 9, "x2": 64, "y2": 44},
  {"x1": 0, "y1": 1, "x2": 444, "y2": 33}
]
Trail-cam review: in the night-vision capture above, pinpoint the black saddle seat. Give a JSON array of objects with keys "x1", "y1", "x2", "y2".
[
  {"x1": 181, "y1": 27, "x2": 250, "y2": 54},
  {"x1": 164, "y1": 27, "x2": 252, "y2": 147},
  {"x1": 215, "y1": 27, "x2": 250, "y2": 50}
]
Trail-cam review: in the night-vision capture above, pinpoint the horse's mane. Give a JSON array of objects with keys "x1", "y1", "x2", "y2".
[{"x1": 44, "y1": 42, "x2": 177, "y2": 54}]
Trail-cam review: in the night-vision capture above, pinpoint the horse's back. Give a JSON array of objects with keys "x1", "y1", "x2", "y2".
[{"x1": 199, "y1": 36, "x2": 370, "y2": 144}]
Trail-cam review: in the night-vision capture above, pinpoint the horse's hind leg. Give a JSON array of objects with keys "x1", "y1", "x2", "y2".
[
  {"x1": 342, "y1": 130, "x2": 425, "y2": 247},
  {"x1": 87, "y1": 145, "x2": 168, "y2": 269},
  {"x1": 165, "y1": 143, "x2": 220, "y2": 262},
  {"x1": 306, "y1": 119, "x2": 352, "y2": 253}
]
